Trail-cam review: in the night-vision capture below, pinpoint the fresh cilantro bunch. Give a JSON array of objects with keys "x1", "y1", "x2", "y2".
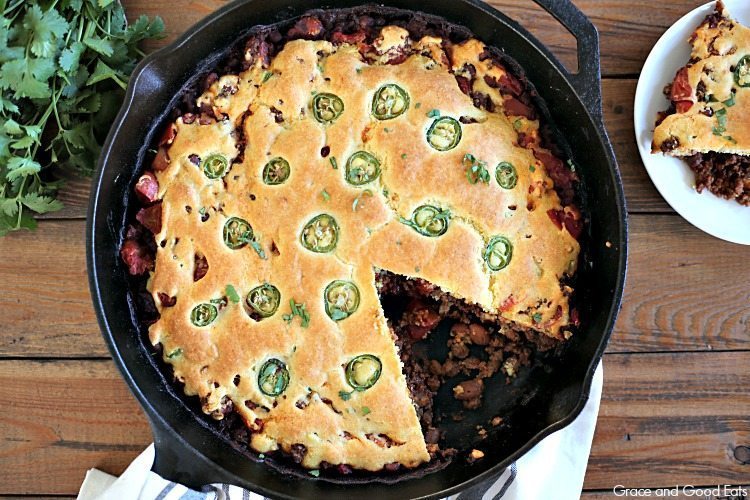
[{"x1": 0, "y1": 0, "x2": 164, "y2": 236}]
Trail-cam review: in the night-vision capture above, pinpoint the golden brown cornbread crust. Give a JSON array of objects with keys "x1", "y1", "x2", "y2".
[
  {"x1": 653, "y1": 1, "x2": 750, "y2": 155},
  {"x1": 145, "y1": 25, "x2": 580, "y2": 471}
]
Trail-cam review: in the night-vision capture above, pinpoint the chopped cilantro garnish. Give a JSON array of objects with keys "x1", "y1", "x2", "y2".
[
  {"x1": 166, "y1": 348, "x2": 183, "y2": 359},
  {"x1": 321, "y1": 189, "x2": 331, "y2": 202},
  {"x1": 283, "y1": 299, "x2": 310, "y2": 328},
  {"x1": 723, "y1": 93, "x2": 736, "y2": 107},
  {"x1": 330, "y1": 156, "x2": 338, "y2": 169},
  {"x1": 426, "y1": 109, "x2": 441, "y2": 118},
  {"x1": 415, "y1": 102, "x2": 422, "y2": 109},
  {"x1": 250, "y1": 240, "x2": 267, "y2": 260},
  {"x1": 384, "y1": 127, "x2": 392, "y2": 133},
  {"x1": 309, "y1": 470, "x2": 320, "y2": 477},
  {"x1": 463, "y1": 153, "x2": 490, "y2": 185},
  {"x1": 262, "y1": 71, "x2": 273, "y2": 83},
  {"x1": 513, "y1": 119, "x2": 523, "y2": 130},
  {"x1": 339, "y1": 390, "x2": 352, "y2": 401},
  {"x1": 713, "y1": 107, "x2": 728, "y2": 135},
  {"x1": 225, "y1": 284, "x2": 240, "y2": 304},
  {"x1": 401, "y1": 153, "x2": 408, "y2": 159},
  {"x1": 532, "y1": 312, "x2": 543, "y2": 323},
  {"x1": 356, "y1": 67, "x2": 363, "y2": 74},
  {"x1": 362, "y1": 406, "x2": 371, "y2": 415},
  {"x1": 529, "y1": 165, "x2": 536, "y2": 173}
]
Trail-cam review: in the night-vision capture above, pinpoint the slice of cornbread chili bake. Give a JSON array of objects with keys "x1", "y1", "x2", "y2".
[
  {"x1": 121, "y1": 11, "x2": 583, "y2": 474},
  {"x1": 653, "y1": 0, "x2": 750, "y2": 205}
]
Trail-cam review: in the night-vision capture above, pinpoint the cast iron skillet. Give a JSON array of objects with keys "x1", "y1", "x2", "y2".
[{"x1": 87, "y1": 0, "x2": 627, "y2": 497}]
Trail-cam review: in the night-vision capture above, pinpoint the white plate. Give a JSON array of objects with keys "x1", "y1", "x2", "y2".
[{"x1": 634, "y1": 0, "x2": 750, "y2": 245}]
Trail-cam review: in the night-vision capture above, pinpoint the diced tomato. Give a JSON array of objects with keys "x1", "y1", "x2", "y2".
[
  {"x1": 675, "y1": 100, "x2": 693, "y2": 113},
  {"x1": 455, "y1": 75, "x2": 472, "y2": 95},
  {"x1": 134, "y1": 171, "x2": 159, "y2": 203},
  {"x1": 287, "y1": 16, "x2": 323, "y2": 39},
  {"x1": 670, "y1": 67, "x2": 692, "y2": 102},
  {"x1": 120, "y1": 239, "x2": 154, "y2": 275},
  {"x1": 405, "y1": 299, "x2": 440, "y2": 340},
  {"x1": 503, "y1": 97, "x2": 536, "y2": 120},
  {"x1": 158, "y1": 123, "x2": 177, "y2": 146},
  {"x1": 499, "y1": 295, "x2": 517, "y2": 312},
  {"x1": 136, "y1": 203, "x2": 162, "y2": 234},
  {"x1": 331, "y1": 30, "x2": 367, "y2": 45},
  {"x1": 547, "y1": 208, "x2": 564, "y2": 230},
  {"x1": 152, "y1": 147, "x2": 170, "y2": 171},
  {"x1": 563, "y1": 206, "x2": 583, "y2": 240}
]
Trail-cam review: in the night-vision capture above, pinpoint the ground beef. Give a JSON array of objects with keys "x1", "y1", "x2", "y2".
[
  {"x1": 290, "y1": 443, "x2": 307, "y2": 464},
  {"x1": 377, "y1": 270, "x2": 556, "y2": 453},
  {"x1": 686, "y1": 152, "x2": 750, "y2": 206}
]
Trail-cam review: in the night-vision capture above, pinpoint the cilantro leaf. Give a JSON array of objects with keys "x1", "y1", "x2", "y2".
[
  {"x1": 225, "y1": 284, "x2": 240, "y2": 304},
  {"x1": 86, "y1": 60, "x2": 123, "y2": 87},
  {"x1": 23, "y1": 4, "x2": 69, "y2": 58},
  {"x1": 59, "y1": 42, "x2": 85, "y2": 74},
  {"x1": 20, "y1": 193, "x2": 64, "y2": 214},
  {"x1": 0, "y1": 198, "x2": 19, "y2": 217},
  {"x1": 83, "y1": 36, "x2": 115, "y2": 57},
  {"x1": 6, "y1": 157, "x2": 41, "y2": 181},
  {"x1": 0, "y1": 59, "x2": 52, "y2": 98}
]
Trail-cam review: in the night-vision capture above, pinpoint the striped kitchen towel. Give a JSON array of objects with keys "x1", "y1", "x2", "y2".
[{"x1": 78, "y1": 362, "x2": 602, "y2": 500}]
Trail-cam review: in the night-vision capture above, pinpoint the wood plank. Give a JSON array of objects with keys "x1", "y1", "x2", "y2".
[
  {"x1": 584, "y1": 352, "x2": 750, "y2": 490},
  {"x1": 602, "y1": 79, "x2": 672, "y2": 214},
  {"x1": 1, "y1": 353, "x2": 747, "y2": 495},
  {"x1": 611, "y1": 214, "x2": 750, "y2": 353},
  {"x1": 582, "y1": 489, "x2": 750, "y2": 499},
  {"x1": 0, "y1": 220, "x2": 104, "y2": 358},
  {"x1": 2, "y1": 215, "x2": 748, "y2": 358},
  {"x1": 0, "y1": 360, "x2": 151, "y2": 496}
]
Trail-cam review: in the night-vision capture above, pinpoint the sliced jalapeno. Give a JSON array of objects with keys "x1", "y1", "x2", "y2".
[
  {"x1": 223, "y1": 217, "x2": 253, "y2": 249},
  {"x1": 262, "y1": 157, "x2": 290, "y2": 185},
  {"x1": 191, "y1": 303, "x2": 218, "y2": 327},
  {"x1": 246, "y1": 284, "x2": 281, "y2": 318},
  {"x1": 404, "y1": 205, "x2": 450, "y2": 237},
  {"x1": 258, "y1": 358, "x2": 289, "y2": 396},
  {"x1": 345, "y1": 354, "x2": 382, "y2": 391},
  {"x1": 484, "y1": 236, "x2": 513, "y2": 271},
  {"x1": 372, "y1": 84, "x2": 410, "y2": 120},
  {"x1": 735, "y1": 55, "x2": 750, "y2": 87},
  {"x1": 426, "y1": 117, "x2": 461, "y2": 151},
  {"x1": 312, "y1": 93, "x2": 344, "y2": 123},
  {"x1": 300, "y1": 214, "x2": 339, "y2": 253},
  {"x1": 202, "y1": 154, "x2": 229, "y2": 179},
  {"x1": 324, "y1": 280, "x2": 360, "y2": 321},
  {"x1": 345, "y1": 151, "x2": 381, "y2": 185},
  {"x1": 496, "y1": 162, "x2": 518, "y2": 189}
]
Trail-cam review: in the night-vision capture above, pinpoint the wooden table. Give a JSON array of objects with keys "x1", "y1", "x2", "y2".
[{"x1": 1, "y1": 1, "x2": 748, "y2": 497}]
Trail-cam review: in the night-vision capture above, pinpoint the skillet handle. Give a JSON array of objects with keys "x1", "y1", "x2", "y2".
[
  {"x1": 529, "y1": 0, "x2": 603, "y2": 123},
  {"x1": 148, "y1": 412, "x2": 237, "y2": 489}
]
